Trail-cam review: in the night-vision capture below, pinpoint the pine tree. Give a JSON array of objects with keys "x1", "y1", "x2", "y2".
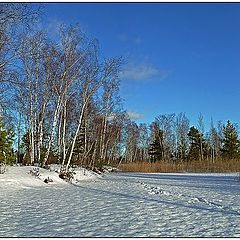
[
  {"x1": 148, "y1": 139, "x2": 161, "y2": 163},
  {"x1": 187, "y1": 126, "x2": 208, "y2": 161},
  {"x1": 0, "y1": 118, "x2": 15, "y2": 165},
  {"x1": 221, "y1": 120, "x2": 239, "y2": 159},
  {"x1": 148, "y1": 123, "x2": 165, "y2": 162}
]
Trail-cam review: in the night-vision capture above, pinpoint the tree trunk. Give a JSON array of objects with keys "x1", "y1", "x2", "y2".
[
  {"x1": 66, "y1": 101, "x2": 87, "y2": 171},
  {"x1": 42, "y1": 96, "x2": 61, "y2": 167},
  {"x1": 37, "y1": 101, "x2": 47, "y2": 164},
  {"x1": 61, "y1": 100, "x2": 67, "y2": 166},
  {"x1": 29, "y1": 93, "x2": 35, "y2": 165},
  {"x1": 57, "y1": 109, "x2": 63, "y2": 163}
]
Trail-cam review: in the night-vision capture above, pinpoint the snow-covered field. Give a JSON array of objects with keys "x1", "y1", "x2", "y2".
[{"x1": 0, "y1": 167, "x2": 239, "y2": 237}]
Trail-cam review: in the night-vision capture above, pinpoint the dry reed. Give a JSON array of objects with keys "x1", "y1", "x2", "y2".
[{"x1": 120, "y1": 159, "x2": 240, "y2": 173}]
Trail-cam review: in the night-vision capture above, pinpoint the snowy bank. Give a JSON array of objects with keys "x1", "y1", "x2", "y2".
[
  {"x1": 0, "y1": 165, "x2": 101, "y2": 190},
  {"x1": 71, "y1": 167, "x2": 102, "y2": 183}
]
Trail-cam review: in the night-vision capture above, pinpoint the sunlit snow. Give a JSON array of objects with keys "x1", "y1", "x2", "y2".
[{"x1": 0, "y1": 167, "x2": 239, "y2": 237}]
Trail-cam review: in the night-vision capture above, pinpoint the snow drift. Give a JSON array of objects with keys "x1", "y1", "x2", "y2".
[{"x1": 0, "y1": 165, "x2": 101, "y2": 190}]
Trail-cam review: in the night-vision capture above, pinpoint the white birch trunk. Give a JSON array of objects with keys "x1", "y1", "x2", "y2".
[
  {"x1": 34, "y1": 60, "x2": 39, "y2": 164},
  {"x1": 100, "y1": 116, "x2": 108, "y2": 161},
  {"x1": 65, "y1": 81, "x2": 102, "y2": 171},
  {"x1": 57, "y1": 109, "x2": 63, "y2": 163},
  {"x1": 66, "y1": 101, "x2": 87, "y2": 171},
  {"x1": 29, "y1": 78, "x2": 35, "y2": 165},
  {"x1": 42, "y1": 96, "x2": 62, "y2": 166},
  {"x1": 37, "y1": 101, "x2": 47, "y2": 164},
  {"x1": 61, "y1": 100, "x2": 67, "y2": 166}
]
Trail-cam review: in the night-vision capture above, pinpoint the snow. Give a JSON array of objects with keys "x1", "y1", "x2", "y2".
[
  {"x1": 0, "y1": 166, "x2": 64, "y2": 189},
  {"x1": 0, "y1": 169, "x2": 239, "y2": 237},
  {"x1": 0, "y1": 165, "x2": 100, "y2": 190},
  {"x1": 72, "y1": 167, "x2": 102, "y2": 182}
]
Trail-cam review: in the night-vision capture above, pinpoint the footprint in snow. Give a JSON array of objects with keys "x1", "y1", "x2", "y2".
[{"x1": 139, "y1": 181, "x2": 240, "y2": 215}]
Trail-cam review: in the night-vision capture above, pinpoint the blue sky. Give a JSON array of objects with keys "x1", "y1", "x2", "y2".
[{"x1": 40, "y1": 3, "x2": 240, "y2": 128}]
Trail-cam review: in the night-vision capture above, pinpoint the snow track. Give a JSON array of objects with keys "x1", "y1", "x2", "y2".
[{"x1": 138, "y1": 181, "x2": 240, "y2": 215}]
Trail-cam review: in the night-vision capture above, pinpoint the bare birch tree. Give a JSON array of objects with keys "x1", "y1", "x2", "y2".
[
  {"x1": 197, "y1": 113, "x2": 205, "y2": 161},
  {"x1": 155, "y1": 114, "x2": 176, "y2": 161},
  {"x1": 65, "y1": 53, "x2": 122, "y2": 171},
  {"x1": 176, "y1": 112, "x2": 190, "y2": 161}
]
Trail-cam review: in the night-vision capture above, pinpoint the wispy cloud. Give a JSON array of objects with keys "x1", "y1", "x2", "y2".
[
  {"x1": 118, "y1": 33, "x2": 142, "y2": 45},
  {"x1": 35, "y1": 17, "x2": 64, "y2": 40},
  {"x1": 39, "y1": 18, "x2": 87, "y2": 42},
  {"x1": 127, "y1": 111, "x2": 143, "y2": 120},
  {"x1": 121, "y1": 63, "x2": 168, "y2": 81},
  {"x1": 45, "y1": 18, "x2": 64, "y2": 40}
]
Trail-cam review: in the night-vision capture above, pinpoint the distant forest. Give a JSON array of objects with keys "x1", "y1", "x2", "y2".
[{"x1": 0, "y1": 4, "x2": 239, "y2": 173}]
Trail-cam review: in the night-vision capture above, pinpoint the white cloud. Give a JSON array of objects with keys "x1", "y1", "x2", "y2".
[
  {"x1": 127, "y1": 111, "x2": 143, "y2": 120},
  {"x1": 121, "y1": 63, "x2": 165, "y2": 81}
]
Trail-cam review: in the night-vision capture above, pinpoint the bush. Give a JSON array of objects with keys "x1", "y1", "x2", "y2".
[
  {"x1": 59, "y1": 170, "x2": 74, "y2": 182},
  {"x1": 29, "y1": 167, "x2": 40, "y2": 177}
]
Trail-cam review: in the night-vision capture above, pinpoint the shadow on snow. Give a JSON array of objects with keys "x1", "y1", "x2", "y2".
[{"x1": 73, "y1": 183, "x2": 240, "y2": 216}]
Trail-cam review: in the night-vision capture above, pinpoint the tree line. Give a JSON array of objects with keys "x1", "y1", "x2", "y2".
[
  {"x1": 148, "y1": 114, "x2": 239, "y2": 163},
  {"x1": 0, "y1": 4, "x2": 239, "y2": 173}
]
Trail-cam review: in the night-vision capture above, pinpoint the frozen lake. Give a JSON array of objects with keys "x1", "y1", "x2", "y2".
[{"x1": 0, "y1": 171, "x2": 240, "y2": 237}]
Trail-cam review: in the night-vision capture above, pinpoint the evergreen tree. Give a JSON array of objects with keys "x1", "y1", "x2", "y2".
[
  {"x1": 221, "y1": 120, "x2": 239, "y2": 159},
  {"x1": 20, "y1": 131, "x2": 31, "y2": 164},
  {"x1": 148, "y1": 123, "x2": 165, "y2": 162},
  {"x1": 72, "y1": 124, "x2": 86, "y2": 165},
  {"x1": 187, "y1": 126, "x2": 208, "y2": 161},
  {"x1": 148, "y1": 139, "x2": 161, "y2": 163},
  {"x1": 0, "y1": 118, "x2": 15, "y2": 165}
]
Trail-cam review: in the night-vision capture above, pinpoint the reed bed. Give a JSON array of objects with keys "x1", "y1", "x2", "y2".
[{"x1": 120, "y1": 159, "x2": 240, "y2": 173}]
